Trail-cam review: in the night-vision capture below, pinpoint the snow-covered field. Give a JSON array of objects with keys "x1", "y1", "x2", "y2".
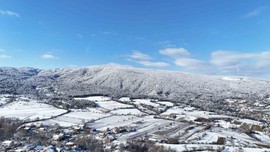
[
  {"x1": 133, "y1": 99, "x2": 160, "y2": 107},
  {"x1": 39, "y1": 111, "x2": 111, "y2": 127},
  {"x1": 89, "y1": 115, "x2": 141, "y2": 130},
  {"x1": 188, "y1": 127, "x2": 262, "y2": 146},
  {"x1": 251, "y1": 131, "x2": 270, "y2": 144},
  {"x1": 1, "y1": 95, "x2": 270, "y2": 151},
  {"x1": 118, "y1": 97, "x2": 131, "y2": 102},
  {"x1": 162, "y1": 106, "x2": 234, "y2": 121},
  {"x1": 157, "y1": 101, "x2": 174, "y2": 107},
  {"x1": 0, "y1": 94, "x2": 12, "y2": 105},
  {"x1": 160, "y1": 144, "x2": 269, "y2": 152},
  {"x1": 0, "y1": 97, "x2": 7, "y2": 105},
  {"x1": 96, "y1": 100, "x2": 133, "y2": 110},
  {"x1": 74, "y1": 96, "x2": 111, "y2": 101},
  {"x1": 110, "y1": 108, "x2": 145, "y2": 115},
  {"x1": 0, "y1": 100, "x2": 67, "y2": 120}
]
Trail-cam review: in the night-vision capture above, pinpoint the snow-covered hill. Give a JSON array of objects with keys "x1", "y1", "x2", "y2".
[{"x1": 1, "y1": 65, "x2": 270, "y2": 102}]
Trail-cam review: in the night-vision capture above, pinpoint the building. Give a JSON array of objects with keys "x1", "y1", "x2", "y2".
[{"x1": 2, "y1": 140, "x2": 14, "y2": 148}]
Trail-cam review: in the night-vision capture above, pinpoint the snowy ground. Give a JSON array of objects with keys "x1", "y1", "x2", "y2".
[
  {"x1": 157, "y1": 101, "x2": 174, "y2": 107},
  {"x1": 89, "y1": 115, "x2": 141, "y2": 130},
  {"x1": 0, "y1": 94, "x2": 12, "y2": 105},
  {"x1": 0, "y1": 99, "x2": 67, "y2": 120},
  {"x1": 74, "y1": 96, "x2": 111, "y2": 101},
  {"x1": 161, "y1": 106, "x2": 234, "y2": 121},
  {"x1": 38, "y1": 111, "x2": 111, "y2": 127},
  {"x1": 118, "y1": 97, "x2": 131, "y2": 102},
  {"x1": 160, "y1": 144, "x2": 269, "y2": 152},
  {"x1": 1, "y1": 95, "x2": 270, "y2": 151},
  {"x1": 110, "y1": 108, "x2": 145, "y2": 115},
  {"x1": 133, "y1": 99, "x2": 160, "y2": 107},
  {"x1": 96, "y1": 100, "x2": 133, "y2": 110}
]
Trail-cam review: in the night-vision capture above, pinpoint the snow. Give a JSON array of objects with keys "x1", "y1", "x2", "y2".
[
  {"x1": 222, "y1": 77, "x2": 242, "y2": 81},
  {"x1": 157, "y1": 101, "x2": 174, "y2": 107},
  {"x1": 110, "y1": 108, "x2": 144, "y2": 115},
  {"x1": 238, "y1": 119, "x2": 262, "y2": 125},
  {"x1": 251, "y1": 131, "x2": 270, "y2": 144},
  {"x1": 161, "y1": 144, "x2": 269, "y2": 152},
  {"x1": 118, "y1": 97, "x2": 131, "y2": 102},
  {"x1": 222, "y1": 147, "x2": 270, "y2": 152},
  {"x1": 89, "y1": 115, "x2": 141, "y2": 130},
  {"x1": 160, "y1": 144, "x2": 221, "y2": 152},
  {"x1": 133, "y1": 99, "x2": 160, "y2": 107},
  {"x1": 0, "y1": 94, "x2": 13, "y2": 105},
  {"x1": 96, "y1": 100, "x2": 133, "y2": 110},
  {"x1": 216, "y1": 120, "x2": 233, "y2": 129},
  {"x1": 39, "y1": 111, "x2": 111, "y2": 127},
  {"x1": 74, "y1": 96, "x2": 111, "y2": 101},
  {"x1": 0, "y1": 100, "x2": 67, "y2": 120},
  {"x1": 65, "y1": 111, "x2": 111, "y2": 121},
  {"x1": 0, "y1": 98, "x2": 7, "y2": 105}
]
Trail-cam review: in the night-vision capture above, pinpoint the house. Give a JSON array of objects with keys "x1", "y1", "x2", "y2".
[
  {"x1": 2, "y1": 140, "x2": 14, "y2": 148},
  {"x1": 35, "y1": 145, "x2": 44, "y2": 151},
  {"x1": 26, "y1": 144, "x2": 35, "y2": 150},
  {"x1": 65, "y1": 142, "x2": 77, "y2": 150},
  {"x1": 39, "y1": 127, "x2": 46, "y2": 132},
  {"x1": 105, "y1": 135, "x2": 115, "y2": 143},
  {"x1": 53, "y1": 133, "x2": 64, "y2": 141},
  {"x1": 250, "y1": 124, "x2": 263, "y2": 132},
  {"x1": 111, "y1": 127, "x2": 119, "y2": 134},
  {"x1": 35, "y1": 122, "x2": 43, "y2": 128}
]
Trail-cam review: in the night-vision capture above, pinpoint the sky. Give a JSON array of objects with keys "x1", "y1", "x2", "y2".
[{"x1": 1, "y1": 0, "x2": 270, "y2": 79}]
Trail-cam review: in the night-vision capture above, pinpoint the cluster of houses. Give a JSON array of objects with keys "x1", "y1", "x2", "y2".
[{"x1": 1, "y1": 120, "x2": 139, "y2": 151}]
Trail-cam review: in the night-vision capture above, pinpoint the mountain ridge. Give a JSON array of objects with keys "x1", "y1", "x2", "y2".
[{"x1": 0, "y1": 65, "x2": 269, "y2": 102}]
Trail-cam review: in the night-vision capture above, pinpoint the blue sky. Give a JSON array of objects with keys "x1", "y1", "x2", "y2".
[{"x1": 1, "y1": 0, "x2": 270, "y2": 78}]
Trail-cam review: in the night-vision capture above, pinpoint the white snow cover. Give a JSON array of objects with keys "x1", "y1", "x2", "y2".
[
  {"x1": 110, "y1": 108, "x2": 144, "y2": 115},
  {"x1": 251, "y1": 131, "x2": 270, "y2": 144},
  {"x1": 0, "y1": 100, "x2": 67, "y2": 120},
  {"x1": 157, "y1": 101, "x2": 174, "y2": 106},
  {"x1": 118, "y1": 97, "x2": 131, "y2": 102},
  {"x1": 133, "y1": 99, "x2": 160, "y2": 107},
  {"x1": 74, "y1": 96, "x2": 111, "y2": 101},
  {"x1": 38, "y1": 111, "x2": 111, "y2": 127},
  {"x1": 96, "y1": 100, "x2": 133, "y2": 110},
  {"x1": 160, "y1": 144, "x2": 269, "y2": 152}
]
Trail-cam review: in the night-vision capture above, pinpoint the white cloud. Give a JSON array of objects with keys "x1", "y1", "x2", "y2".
[
  {"x1": 0, "y1": 10, "x2": 20, "y2": 17},
  {"x1": 159, "y1": 47, "x2": 270, "y2": 78},
  {"x1": 0, "y1": 54, "x2": 11, "y2": 59},
  {"x1": 137, "y1": 61, "x2": 170, "y2": 67},
  {"x1": 127, "y1": 48, "x2": 270, "y2": 78},
  {"x1": 129, "y1": 51, "x2": 151, "y2": 60},
  {"x1": 159, "y1": 48, "x2": 190, "y2": 58},
  {"x1": 175, "y1": 58, "x2": 206, "y2": 67},
  {"x1": 174, "y1": 58, "x2": 214, "y2": 74},
  {"x1": 245, "y1": 6, "x2": 267, "y2": 18},
  {"x1": 210, "y1": 51, "x2": 270, "y2": 75},
  {"x1": 42, "y1": 53, "x2": 58, "y2": 59},
  {"x1": 127, "y1": 51, "x2": 170, "y2": 67},
  {"x1": 0, "y1": 49, "x2": 11, "y2": 59}
]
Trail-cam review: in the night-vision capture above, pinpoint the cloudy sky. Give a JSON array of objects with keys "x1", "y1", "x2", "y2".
[{"x1": 1, "y1": 0, "x2": 270, "y2": 79}]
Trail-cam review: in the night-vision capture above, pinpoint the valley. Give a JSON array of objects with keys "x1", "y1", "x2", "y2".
[{"x1": 1, "y1": 94, "x2": 270, "y2": 151}]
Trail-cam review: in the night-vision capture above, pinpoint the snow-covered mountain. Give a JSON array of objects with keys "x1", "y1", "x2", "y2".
[{"x1": 1, "y1": 65, "x2": 270, "y2": 102}]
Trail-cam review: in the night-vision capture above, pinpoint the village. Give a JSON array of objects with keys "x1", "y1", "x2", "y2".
[{"x1": 0, "y1": 95, "x2": 270, "y2": 151}]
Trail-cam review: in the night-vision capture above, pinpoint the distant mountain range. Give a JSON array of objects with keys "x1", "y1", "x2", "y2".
[{"x1": 0, "y1": 65, "x2": 270, "y2": 102}]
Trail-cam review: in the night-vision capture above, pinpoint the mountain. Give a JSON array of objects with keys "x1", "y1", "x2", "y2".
[{"x1": 0, "y1": 65, "x2": 269, "y2": 103}]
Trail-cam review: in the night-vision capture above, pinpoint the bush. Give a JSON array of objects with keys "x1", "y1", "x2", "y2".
[
  {"x1": 75, "y1": 135, "x2": 104, "y2": 152},
  {"x1": 0, "y1": 117, "x2": 22, "y2": 141}
]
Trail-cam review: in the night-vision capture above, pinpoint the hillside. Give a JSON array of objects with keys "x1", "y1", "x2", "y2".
[{"x1": 1, "y1": 65, "x2": 270, "y2": 102}]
